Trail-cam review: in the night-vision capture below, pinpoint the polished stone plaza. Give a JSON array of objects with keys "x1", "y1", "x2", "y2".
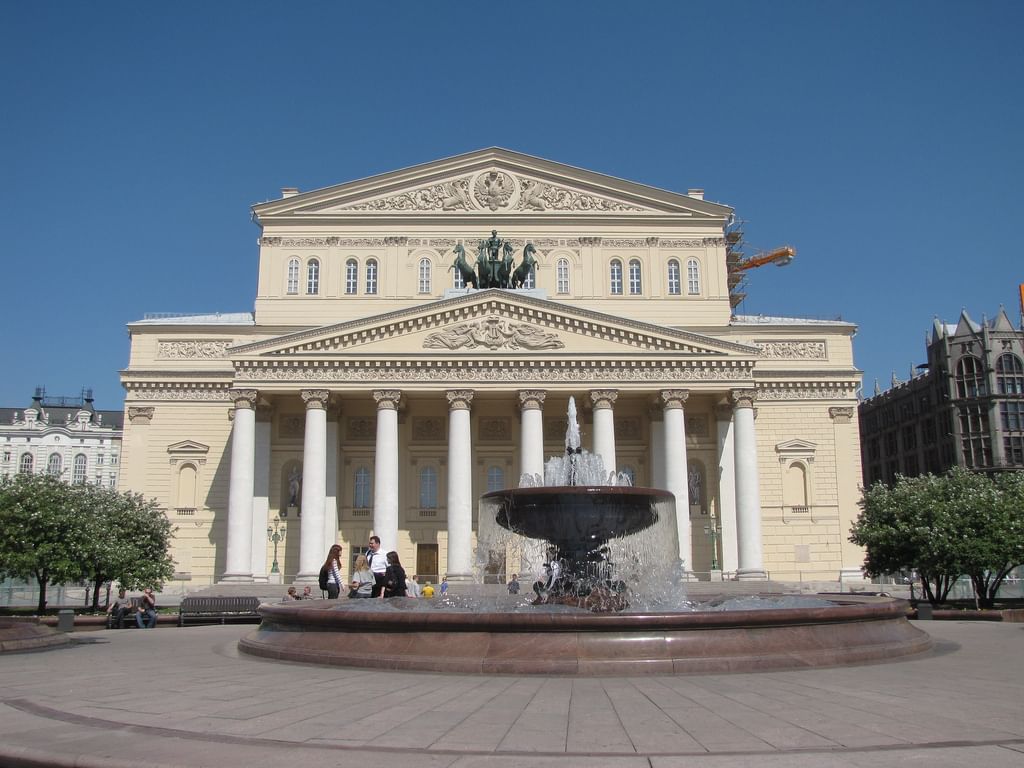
[{"x1": 2, "y1": 621, "x2": 1023, "y2": 767}]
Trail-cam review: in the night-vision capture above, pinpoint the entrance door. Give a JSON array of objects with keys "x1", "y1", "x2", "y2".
[{"x1": 416, "y1": 543, "x2": 438, "y2": 584}]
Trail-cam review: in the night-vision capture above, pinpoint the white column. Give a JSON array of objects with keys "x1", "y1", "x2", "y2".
[
  {"x1": 324, "y1": 415, "x2": 340, "y2": 553},
  {"x1": 732, "y1": 389, "x2": 766, "y2": 580},
  {"x1": 518, "y1": 390, "x2": 546, "y2": 484},
  {"x1": 249, "y1": 409, "x2": 271, "y2": 583},
  {"x1": 590, "y1": 389, "x2": 618, "y2": 476},
  {"x1": 297, "y1": 389, "x2": 329, "y2": 583},
  {"x1": 831, "y1": 406, "x2": 867, "y2": 583},
  {"x1": 222, "y1": 389, "x2": 257, "y2": 582},
  {"x1": 715, "y1": 403, "x2": 738, "y2": 574},
  {"x1": 372, "y1": 390, "x2": 401, "y2": 552},
  {"x1": 446, "y1": 389, "x2": 474, "y2": 582},
  {"x1": 650, "y1": 416, "x2": 666, "y2": 490},
  {"x1": 661, "y1": 389, "x2": 690, "y2": 571}
]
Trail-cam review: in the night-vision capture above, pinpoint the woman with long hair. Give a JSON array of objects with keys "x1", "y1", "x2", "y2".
[
  {"x1": 382, "y1": 551, "x2": 408, "y2": 598},
  {"x1": 320, "y1": 544, "x2": 344, "y2": 599},
  {"x1": 349, "y1": 554, "x2": 374, "y2": 598}
]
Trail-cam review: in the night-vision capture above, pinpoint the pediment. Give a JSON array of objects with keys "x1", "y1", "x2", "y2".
[
  {"x1": 166, "y1": 440, "x2": 210, "y2": 454},
  {"x1": 775, "y1": 439, "x2": 818, "y2": 458},
  {"x1": 230, "y1": 290, "x2": 759, "y2": 361},
  {"x1": 252, "y1": 148, "x2": 731, "y2": 220}
]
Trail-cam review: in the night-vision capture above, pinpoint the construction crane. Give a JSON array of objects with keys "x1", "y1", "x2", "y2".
[{"x1": 726, "y1": 222, "x2": 795, "y2": 308}]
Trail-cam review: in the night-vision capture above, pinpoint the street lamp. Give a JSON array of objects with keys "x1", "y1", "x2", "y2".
[
  {"x1": 703, "y1": 511, "x2": 720, "y2": 572},
  {"x1": 267, "y1": 516, "x2": 286, "y2": 574}
]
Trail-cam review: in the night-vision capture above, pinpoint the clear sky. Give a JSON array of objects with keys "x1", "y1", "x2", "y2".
[{"x1": 2, "y1": 1, "x2": 1022, "y2": 409}]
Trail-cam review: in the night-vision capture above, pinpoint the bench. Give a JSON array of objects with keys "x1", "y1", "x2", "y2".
[
  {"x1": 106, "y1": 597, "x2": 143, "y2": 629},
  {"x1": 178, "y1": 596, "x2": 262, "y2": 627}
]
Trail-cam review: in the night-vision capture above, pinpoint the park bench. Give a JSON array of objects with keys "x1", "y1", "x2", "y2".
[
  {"x1": 106, "y1": 597, "x2": 143, "y2": 629},
  {"x1": 177, "y1": 596, "x2": 262, "y2": 627}
]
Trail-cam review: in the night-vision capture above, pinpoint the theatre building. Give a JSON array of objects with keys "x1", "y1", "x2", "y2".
[{"x1": 118, "y1": 148, "x2": 865, "y2": 587}]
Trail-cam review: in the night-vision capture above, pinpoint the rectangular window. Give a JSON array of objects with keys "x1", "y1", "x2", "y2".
[
  {"x1": 1001, "y1": 401, "x2": 1024, "y2": 431},
  {"x1": 1005, "y1": 436, "x2": 1024, "y2": 465}
]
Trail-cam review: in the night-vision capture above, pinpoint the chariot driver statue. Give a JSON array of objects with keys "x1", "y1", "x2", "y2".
[{"x1": 477, "y1": 229, "x2": 507, "y2": 288}]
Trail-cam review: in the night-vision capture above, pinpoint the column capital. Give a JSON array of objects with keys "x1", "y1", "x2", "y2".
[
  {"x1": 300, "y1": 389, "x2": 330, "y2": 410},
  {"x1": 127, "y1": 406, "x2": 154, "y2": 425},
  {"x1": 518, "y1": 389, "x2": 547, "y2": 411},
  {"x1": 590, "y1": 389, "x2": 619, "y2": 410},
  {"x1": 729, "y1": 389, "x2": 757, "y2": 409},
  {"x1": 446, "y1": 389, "x2": 474, "y2": 410},
  {"x1": 829, "y1": 406, "x2": 855, "y2": 423},
  {"x1": 372, "y1": 390, "x2": 402, "y2": 410},
  {"x1": 229, "y1": 389, "x2": 259, "y2": 409},
  {"x1": 660, "y1": 389, "x2": 690, "y2": 409}
]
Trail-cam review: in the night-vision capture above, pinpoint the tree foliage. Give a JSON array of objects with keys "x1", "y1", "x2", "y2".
[
  {"x1": 851, "y1": 468, "x2": 1024, "y2": 607},
  {"x1": 0, "y1": 474, "x2": 175, "y2": 612}
]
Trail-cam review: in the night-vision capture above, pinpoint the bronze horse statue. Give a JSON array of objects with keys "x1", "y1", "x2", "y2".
[
  {"x1": 510, "y1": 243, "x2": 538, "y2": 289},
  {"x1": 449, "y1": 244, "x2": 478, "y2": 289}
]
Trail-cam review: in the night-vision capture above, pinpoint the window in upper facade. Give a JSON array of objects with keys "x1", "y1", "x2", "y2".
[
  {"x1": 419, "y1": 465, "x2": 438, "y2": 509},
  {"x1": 628, "y1": 259, "x2": 642, "y2": 295},
  {"x1": 418, "y1": 257, "x2": 432, "y2": 294},
  {"x1": 286, "y1": 257, "x2": 300, "y2": 295},
  {"x1": 19, "y1": 453, "x2": 33, "y2": 474},
  {"x1": 996, "y1": 353, "x2": 1024, "y2": 394},
  {"x1": 72, "y1": 454, "x2": 87, "y2": 484},
  {"x1": 452, "y1": 263, "x2": 465, "y2": 289},
  {"x1": 556, "y1": 258, "x2": 570, "y2": 294},
  {"x1": 108, "y1": 475, "x2": 117, "y2": 488},
  {"x1": 1006, "y1": 435, "x2": 1024, "y2": 466},
  {"x1": 955, "y1": 356, "x2": 986, "y2": 398},
  {"x1": 522, "y1": 263, "x2": 536, "y2": 289},
  {"x1": 1002, "y1": 401, "x2": 1024, "y2": 431},
  {"x1": 345, "y1": 259, "x2": 358, "y2": 295},
  {"x1": 667, "y1": 259, "x2": 681, "y2": 295},
  {"x1": 306, "y1": 258, "x2": 320, "y2": 295},
  {"x1": 353, "y1": 466, "x2": 372, "y2": 508},
  {"x1": 609, "y1": 259, "x2": 623, "y2": 295},
  {"x1": 687, "y1": 258, "x2": 701, "y2": 295},
  {"x1": 486, "y1": 465, "x2": 505, "y2": 493},
  {"x1": 365, "y1": 259, "x2": 378, "y2": 295},
  {"x1": 47, "y1": 453, "x2": 62, "y2": 476}
]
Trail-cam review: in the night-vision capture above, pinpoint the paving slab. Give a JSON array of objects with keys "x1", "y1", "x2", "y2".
[{"x1": 1, "y1": 621, "x2": 1024, "y2": 767}]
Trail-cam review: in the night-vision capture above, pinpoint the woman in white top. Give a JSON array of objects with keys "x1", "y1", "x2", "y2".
[{"x1": 349, "y1": 554, "x2": 374, "y2": 598}]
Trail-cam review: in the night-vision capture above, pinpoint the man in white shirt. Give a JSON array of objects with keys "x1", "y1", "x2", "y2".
[{"x1": 366, "y1": 535, "x2": 387, "y2": 597}]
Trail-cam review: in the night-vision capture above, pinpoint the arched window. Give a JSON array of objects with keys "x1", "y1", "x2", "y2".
[
  {"x1": 177, "y1": 463, "x2": 198, "y2": 509},
  {"x1": 365, "y1": 259, "x2": 378, "y2": 295},
  {"x1": 306, "y1": 258, "x2": 320, "y2": 295},
  {"x1": 72, "y1": 454, "x2": 87, "y2": 484},
  {"x1": 783, "y1": 462, "x2": 809, "y2": 509},
  {"x1": 556, "y1": 258, "x2": 570, "y2": 294},
  {"x1": 486, "y1": 465, "x2": 505, "y2": 493},
  {"x1": 628, "y1": 259, "x2": 642, "y2": 295},
  {"x1": 523, "y1": 262, "x2": 536, "y2": 289},
  {"x1": 609, "y1": 259, "x2": 623, "y2": 295},
  {"x1": 452, "y1": 262, "x2": 465, "y2": 289},
  {"x1": 667, "y1": 259, "x2": 681, "y2": 295},
  {"x1": 286, "y1": 257, "x2": 300, "y2": 295},
  {"x1": 418, "y1": 466, "x2": 438, "y2": 509},
  {"x1": 996, "y1": 353, "x2": 1024, "y2": 395},
  {"x1": 353, "y1": 466, "x2": 372, "y2": 508},
  {"x1": 955, "y1": 356, "x2": 987, "y2": 398},
  {"x1": 19, "y1": 453, "x2": 33, "y2": 474},
  {"x1": 687, "y1": 258, "x2": 701, "y2": 295},
  {"x1": 345, "y1": 259, "x2": 358, "y2": 295},
  {"x1": 47, "y1": 453, "x2": 62, "y2": 476},
  {"x1": 418, "y1": 257, "x2": 432, "y2": 294}
]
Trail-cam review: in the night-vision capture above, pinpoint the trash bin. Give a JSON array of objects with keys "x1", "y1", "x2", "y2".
[
  {"x1": 57, "y1": 609, "x2": 75, "y2": 632},
  {"x1": 916, "y1": 603, "x2": 933, "y2": 620}
]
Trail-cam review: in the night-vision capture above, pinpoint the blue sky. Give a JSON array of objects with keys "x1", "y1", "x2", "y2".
[{"x1": 2, "y1": 1, "x2": 1022, "y2": 409}]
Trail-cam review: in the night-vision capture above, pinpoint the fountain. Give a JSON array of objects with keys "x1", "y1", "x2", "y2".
[{"x1": 239, "y1": 398, "x2": 932, "y2": 674}]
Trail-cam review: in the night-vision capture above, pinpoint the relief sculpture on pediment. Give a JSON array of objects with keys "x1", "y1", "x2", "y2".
[{"x1": 423, "y1": 317, "x2": 565, "y2": 351}]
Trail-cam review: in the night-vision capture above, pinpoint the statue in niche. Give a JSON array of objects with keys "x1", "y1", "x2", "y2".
[
  {"x1": 688, "y1": 467, "x2": 702, "y2": 507},
  {"x1": 288, "y1": 467, "x2": 301, "y2": 508}
]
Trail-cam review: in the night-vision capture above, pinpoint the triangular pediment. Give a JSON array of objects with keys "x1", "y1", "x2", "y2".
[
  {"x1": 166, "y1": 440, "x2": 210, "y2": 454},
  {"x1": 230, "y1": 290, "x2": 758, "y2": 361},
  {"x1": 252, "y1": 148, "x2": 731, "y2": 221}
]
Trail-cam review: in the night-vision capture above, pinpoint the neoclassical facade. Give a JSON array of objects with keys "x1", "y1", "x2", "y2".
[{"x1": 119, "y1": 148, "x2": 865, "y2": 586}]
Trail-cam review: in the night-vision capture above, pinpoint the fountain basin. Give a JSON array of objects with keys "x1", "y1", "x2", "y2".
[{"x1": 238, "y1": 595, "x2": 932, "y2": 675}]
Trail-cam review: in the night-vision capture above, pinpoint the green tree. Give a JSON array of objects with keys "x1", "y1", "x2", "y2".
[
  {"x1": 77, "y1": 485, "x2": 176, "y2": 610},
  {"x1": 0, "y1": 473, "x2": 88, "y2": 612}
]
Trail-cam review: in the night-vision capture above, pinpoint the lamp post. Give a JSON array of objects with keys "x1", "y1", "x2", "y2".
[
  {"x1": 267, "y1": 516, "x2": 285, "y2": 575},
  {"x1": 703, "y1": 511, "x2": 720, "y2": 572}
]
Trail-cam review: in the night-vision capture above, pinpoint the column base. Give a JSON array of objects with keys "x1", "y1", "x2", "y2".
[
  {"x1": 218, "y1": 573, "x2": 254, "y2": 584},
  {"x1": 265, "y1": 573, "x2": 282, "y2": 586},
  {"x1": 293, "y1": 572, "x2": 319, "y2": 585},
  {"x1": 735, "y1": 568, "x2": 768, "y2": 581},
  {"x1": 445, "y1": 572, "x2": 474, "y2": 584}
]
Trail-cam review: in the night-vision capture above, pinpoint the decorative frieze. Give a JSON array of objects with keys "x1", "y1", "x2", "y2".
[
  {"x1": 685, "y1": 415, "x2": 709, "y2": 437},
  {"x1": 347, "y1": 417, "x2": 376, "y2": 440},
  {"x1": 511, "y1": 176, "x2": 643, "y2": 212},
  {"x1": 602, "y1": 239, "x2": 649, "y2": 248},
  {"x1": 259, "y1": 236, "x2": 386, "y2": 247},
  {"x1": 757, "y1": 386, "x2": 856, "y2": 401},
  {"x1": 278, "y1": 414, "x2": 304, "y2": 438},
  {"x1": 659, "y1": 238, "x2": 727, "y2": 248},
  {"x1": 127, "y1": 387, "x2": 231, "y2": 402},
  {"x1": 412, "y1": 417, "x2": 444, "y2": 441},
  {"x1": 579, "y1": 237, "x2": 602, "y2": 246},
  {"x1": 615, "y1": 417, "x2": 641, "y2": 440},
  {"x1": 423, "y1": 318, "x2": 565, "y2": 351},
  {"x1": 754, "y1": 341, "x2": 827, "y2": 360},
  {"x1": 478, "y1": 418, "x2": 510, "y2": 441},
  {"x1": 157, "y1": 340, "x2": 231, "y2": 359},
  {"x1": 384, "y1": 236, "x2": 408, "y2": 246}
]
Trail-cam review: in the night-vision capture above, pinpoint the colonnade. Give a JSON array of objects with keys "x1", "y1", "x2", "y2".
[{"x1": 219, "y1": 386, "x2": 766, "y2": 584}]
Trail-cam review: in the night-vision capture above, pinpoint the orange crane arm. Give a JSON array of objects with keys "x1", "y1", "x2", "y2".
[{"x1": 731, "y1": 246, "x2": 796, "y2": 272}]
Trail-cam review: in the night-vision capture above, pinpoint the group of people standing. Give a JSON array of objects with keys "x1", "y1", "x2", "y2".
[{"x1": 319, "y1": 536, "x2": 438, "y2": 599}]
